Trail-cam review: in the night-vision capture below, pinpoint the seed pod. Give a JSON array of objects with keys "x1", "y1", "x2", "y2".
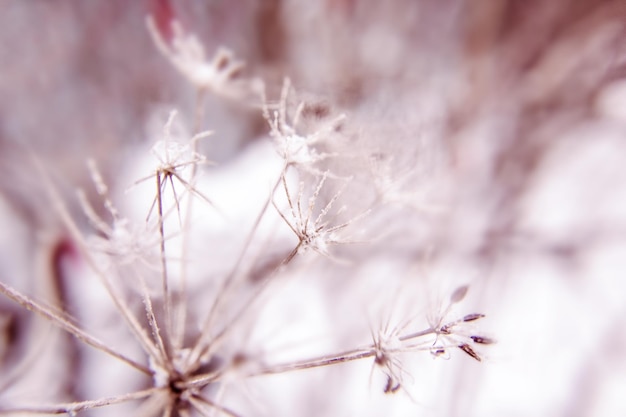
[
  {"x1": 450, "y1": 285, "x2": 469, "y2": 303},
  {"x1": 431, "y1": 348, "x2": 446, "y2": 357},
  {"x1": 463, "y1": 313, "x2": 485, "y2": 322},
  {"x1": 384, "y1": 376, "x2": 401, "y2": 394},
  {"x1": 458, "y1": 343, "x2": 481, "y2": 361},
  {"x1": 471, "y1": 335, "x2": 495, "y2": 345},
  {"x1": 439, "y1": 324, "x2": 452, "y2": 334}
]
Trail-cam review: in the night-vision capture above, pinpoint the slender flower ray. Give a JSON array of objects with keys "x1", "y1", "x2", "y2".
[
  {"x1": 185, "y1": 201, "x2": 305, "y2": 373},
  {"x1": 185, "y1": 167, "x2": 286, "y2": 370},
  {"x1": 178, "y1": 409, "x2": 192, "y2": 417},
  {"x1": 188, "y1": 394, "x2": 243, "y2": 417},
  {"x1": 134, "y1": 266, "x2": 170, "y2": 367},
  {"x1": 31, "y1": 154, "x2": 165, "y2": 368},
  {"x1": 190, "y1": 171, "x2": 371, "y2": 370},
  {"x1": 162, "y1": 404, "x2": 173, "y2": 417},
  {"x1": 182, "y1": 321, "x2": 439, "y2": 392},
  {"x1": 0, "y1": 387, "x2": 162, "y2": 415},
  {"x1": 77, "y1": 185, "x2": 170, "y2": 366},
  {"x1": 172, "y1": 88, "x2": 207, "y2": 352},
  {"x1": 156, "y1": 170, "x2": 173, "y2": 355},
  {"x1": 398, "y1": 327, "x2": 436, "y2": 342},
  {"x1": 0, "y1": 325, "x2": 53, "y2": 394},
  {"x1": 189, "y1": 80, "x2": 350, "y2": 367},
  {"x1": 142, "y1": 171, "x2": 169, "y2": 223},
  {"x1": 131, "y1": 389, "x2": 172, "y2": 417},
  {"x1": 242, "y1": 316, "x2": 484, "y2": 381},
  {"x1": 150, "y1": 155, "x2": 223, "y2": 356},
  {"x1": 189, "y1": 264, "x2": 281, "y2": 371},
  {"x1": 143, "y1": 120, "x2": 219, "y2": 354},
  {"x1": 179, "y1": 368, "x2": 224, "y2": 390},
  {"x1": 0, "y1": 281, "x2": 150, "y2": 374},
  {"x1": 250, "y1": 347, "x2": 377, "y2": 377}
]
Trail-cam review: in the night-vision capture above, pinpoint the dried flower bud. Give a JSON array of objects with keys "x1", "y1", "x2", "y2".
[
  {"x1": 463, "y1": 313, "x2": 485, "y2": 322},
  {"x1": 458, "y1": 344, "x2": 481, "y2": 362},
  {"x1": 450, "y1": 285, "x2": 469, "y2": 303},
  {"x1": 302, "y1": 102, "x2": 331, "y2": 119},
  {"x1": 471, "y1": 335, "x2": 495, "y2": 345},
  {"x1": 439, "y1": 324, "x2": 452, "y2": 334},
  {"x1": 431, "y1": 348, "x2": 446, "y2": 357},
  {"x1": 384, "y1": 377, "x2": 401, "y2": 394}
]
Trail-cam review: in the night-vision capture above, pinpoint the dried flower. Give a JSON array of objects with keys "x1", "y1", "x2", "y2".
[
  {"x1": 272, "y1": 171, "x2": 366, "y2": 263},
  {"x1": 147, "y1": 16, "x2": 261, "y2": 100},
  {"x1": 263, "y1": 78, "x2": 345, "y2": 173}
]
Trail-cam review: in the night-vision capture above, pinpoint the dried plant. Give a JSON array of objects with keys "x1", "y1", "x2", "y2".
[
  {"x1": 1, "y1": 0, "x2": 623, "y2": 414},
  {"x1": 0, "y1": 12, "x2": 494, "y2": 416},
  {"x1": 146, "y1": 16, "x2": 261, "y2": 102},
  {"x1": 16, "y1": 1, "x2": 626, "y2": 416}
]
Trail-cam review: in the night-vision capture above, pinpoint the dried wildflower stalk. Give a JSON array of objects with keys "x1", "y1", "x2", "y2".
[
  {"x1": 146, "y1": 16, "x2": 261, "y2": 102},
  {"x1": 0, "y1": 16, "x2": 495, "y2": 417},
  {"x1": 245, "y1": 287, "x2": 490, "y2": 392}
]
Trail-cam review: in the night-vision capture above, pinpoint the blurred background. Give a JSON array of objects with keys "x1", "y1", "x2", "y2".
[{"x1": 1, "y1": 0, "x2": 626, "y2": 416}]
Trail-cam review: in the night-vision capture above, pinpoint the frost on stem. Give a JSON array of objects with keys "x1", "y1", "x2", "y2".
[
  {"x1": 147, "y1": 15, "x2": 261, "y2": 101},
  {"x1": 136, "y1": 110, "x2": 216, "y2": 223},
  {"x1": 85, "y1": 216, "x2": 161, "y2": 269},
  {"x1": 272, "y1": 171, "x2": 367, "y2": 263},
  {"x1": 263, "y1": 78, "x2": 346, "y2": 174},
  {"x1": 150, "y1": 110, "x2": 209, "y2": 174},
  {"x1": 78, "y1": 161, "x2": 161, "y2": 268},
  {"x1": 132, "y1": 110, "x2": 216, "y2": 361}
]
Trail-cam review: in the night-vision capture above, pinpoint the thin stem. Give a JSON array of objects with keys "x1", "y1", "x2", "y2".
[
  {"x1": 188, "y1": 325, "x2": 441, "y2": 387},
  {"x1": 188, "y1": 394, "x2": 242, "y2": 417},
  {"x1": 171, "y1": 172, "x2": 220, "y2": 212},
  {"x1": 134, "y1": 267, "x2": 170, "y2": 370},
  {"x1": 0, "y1": 324, "x2": 54, "y2": 394},
  {"x1": 190, "y1": 264, "x2": 281, "y2": 371},
  {"x1": 173, "y1": 88, "x2": 206, "y2": 351},
  {"x1": 398, "y1": 327, "x2": 436, "y2": 342},
  {"x1": 0, "y1": 388, "x2": 161, "y2": 415},
  {"x1": 180, "y1": 368, "x2": 223, "y2": 390},
  {"x1": 145, "y1": 174, "x2": 169, "y2": 223},
  {"x1": 169, "y1": 174, "x2": 183, "y2": 227},
  {"x1": 281, "y1": 244, "x2": 301, "y2": 266},
  {"x1": 186, "y1": 167, "x2": 285, "y2": 370},
  {"x1": 132, "y1": 390, "x2": 172, "y2": 417},
  {"x1": 156, "y1": 171, "x2": 173, "y2": 356},
  {"x1": 249, "y1": 347, "x2": 375, "y2": 377},
  {"x1": 162, "y1": 402, "x2": 174, "y2": 417},
  {"x1": 0, "y1": 281, "x2": 150, "y2": 375},
  {"x1": 31, "y1": 155, "x2": 165, "y2": 365}
]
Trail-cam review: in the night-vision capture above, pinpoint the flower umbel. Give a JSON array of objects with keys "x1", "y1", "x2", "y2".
[
  {"x1": 263, "y1": 78, "x2": 346, "y2": 172},
  {"x1": 135, "y1": 110, "x2": 214, "y2": 223},
  {"x1": 147, "y1": 15, "x2": 260, "y2": 101},
  {"x1": 0, "y1": 8, "x2": 501, "y2": 413},
  {"x1": 419, "y1": 285, "x2": 495, "y2": 361},
  {"x1": 272, "y1": 171, "x2": 366, "y2": 263}
]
